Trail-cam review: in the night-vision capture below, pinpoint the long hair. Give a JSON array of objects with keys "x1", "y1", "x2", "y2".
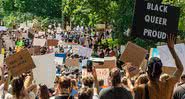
[
  {"x1": 78, "y1": 87, "x2": 93, "y2": 99},
  {"x1": 147, "y1": 57, "x2": 163, "y2": 81},
  {"x1": 39, "y1": 84, "x2": 50, "y2": 99},
  {"x1": 110, "y1": 68, "x2": 121, "y2": 86},
  {"x1": 12, "y1": 77, "x2": 24, "y2": 99}
]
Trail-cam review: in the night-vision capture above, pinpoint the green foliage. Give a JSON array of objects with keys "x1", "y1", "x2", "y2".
[
  {"x1": 3, "y1": 13, "x2": 17, "y2": 27},
  {"x1": 1, "y1": 0, "x2": 185, "y2": 49},
  {"x1": 102, "y1": 38, "x2": 119, "y2": 48}
]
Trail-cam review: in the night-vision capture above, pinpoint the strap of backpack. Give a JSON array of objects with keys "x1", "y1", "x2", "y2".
[{"x1": 145, "y1": 84, "x2": 150, "y2": 99}]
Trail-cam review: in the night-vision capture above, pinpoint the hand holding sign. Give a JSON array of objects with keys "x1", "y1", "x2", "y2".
[
  {"x1": 92, "y1": 67, "x2": 97, "y2": 80},
  {"x1": 125, "y1": 62, "x2": 139, "y2": 78},
  {"x1": 167, "y1": 34, "x2": 175, "y2": 50}
]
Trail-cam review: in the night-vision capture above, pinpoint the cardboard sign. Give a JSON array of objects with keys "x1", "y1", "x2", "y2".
[
  {"x1": 5, "y1": 49, "x2": 36, "y2": 76},
  {"x1": 33, "y1": 38, "x2": 46, "y2": 47},
  {"x1": 65, "y1": 59, "x2": 79, "y2": 67},
  {"x1": 32, "y1": 53, "x2": 56, "y2": 88},
  {"x1": 0, "y1": 54, "x2": 4, "y2": 66},
  {"x1": 125, "y1": 63, "x2": 139, "y2": 77},
  {"x1": 162, "y1": 66, "x2": 176, "y2": 75},
  {"x1": 96, "y1": 24, "x2": 106, "y2": 31},
  {"x1": 120, "y1": 42, "x2": 148, "y2": 67},
  {"x1": 131, "y1": 0, "x2": 180, "y2": 40},
  {"x1": 82, "y1": 68, "x2": 109, "y2": 86},
  {"x1": 89, "y1": 57, "x2": 116, "y2": 69},
  {"x1": 157, "y1": 44, "x2": 185, "y2": 68},
  {"x1": 28, "y1": 46, "x2": 41, "y2": 55},
  {"x1": 104, "y1": 57, "x2": 116, "y2": 69},
  {"x1": 47, "y1": 39, "x2": 59, "y2": 46}
]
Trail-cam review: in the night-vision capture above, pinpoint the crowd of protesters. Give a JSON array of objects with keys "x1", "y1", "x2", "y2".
[{"x1": 0, "y1": 24, "x2": 185, "y2": 99}]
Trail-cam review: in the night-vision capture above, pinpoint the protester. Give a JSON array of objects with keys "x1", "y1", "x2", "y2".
[
  {"x1": 37, "y1": 84, "x2": 50, "y2": 99},
  {"x1": 10, "y1": 77, "x2": 36, "y2": 99},
  {"x1": 50, "y1": 77, "x2": 72, "y2": 99},
  {"x1": 134, "y1": 34, "x2": 184, "y2": 99},
  {"x1": 99, "y1": 68, "x2": 133, "y2": 99},
  {"x1": 173, "y1": 74, "x2": 185, "y2": 99},
  {"x1": 1, "y1": 22, "x2": 185, "y2": 99}
]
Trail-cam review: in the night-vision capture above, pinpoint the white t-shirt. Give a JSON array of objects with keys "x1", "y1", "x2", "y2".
[{"x1": 0, "y1": 84, "x2": 4, "y2": 99}]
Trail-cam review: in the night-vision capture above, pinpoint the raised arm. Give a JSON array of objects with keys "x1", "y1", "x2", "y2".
[
  {"x1": 92, "y1": 67, "x2": 99, "y2": 95},
  {"x1": 167, "y1": 34, "x2": 184, "y2": 78}
]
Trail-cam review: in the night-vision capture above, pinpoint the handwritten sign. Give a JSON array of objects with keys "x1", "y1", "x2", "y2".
[
  {"x1": 120, "y1": 42, "x2": 148, "y2": 66},
  {"x1": 82, "y1": 68, "x2": 109, "y2": 86},
  {"x1": 33, "y1": 38, "x2": 46, "y2": 47},
  {"x1": 65, "y1": 59, "x2": 79, "y2": 67},
  {"x1": 5, "y1": 49, "x2": 36, "y2": 76},
  {"x1": 103, "y1": 57, "x2": 116, "y2": 69},
  {"x1": 125, "y1": 63, "x2": 139, "y2": 77},
  {"x1": 78, "y1": 46, "x2": 92, "y2": 58},
  {"x1": 131, "y1": 0, "x2": 180, "y2": 40},
  {"x1": 47, "y1": 39, "x2": 59, "y2": 46}
]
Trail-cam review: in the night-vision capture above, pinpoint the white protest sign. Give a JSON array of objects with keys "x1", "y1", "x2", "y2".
[
  {"x1": 78, "y1": 46, "x2": 92, "y2": 58},
  {"x1": 38, "y1": 31, "x2": 45, "y2": 36},
  {"x1": 22, "y1": 33, "x2": 28, "y2": 39},
  {"x1": 54, "y1": 57, "x2": 64, "y2": 65},
  {"x1": 82, "y1": 59, "x2": 88, "y2": 67},
  {"x1": 157, "y1": 44, "x2": 185, "y2": 68},
  {"x1": 56, "y1": 34, "x2": 61, "y2": 40},
  {"x1": 33, "y1": 38, "x2": 46, "y2": 47},
  {"x1": 0, "y1": 54, "x2": 4, "y2": 66},
  {"x1": 32, "y1": 53, "x2": 56, "y2": 88},
  {"x1": 120, "y1": 45, "x2": 125, "y2": 54},
  {"x1": 82, "y1": 68, "x2": 109, "y2": 86}
]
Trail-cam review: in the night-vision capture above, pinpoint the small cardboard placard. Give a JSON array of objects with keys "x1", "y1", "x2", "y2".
[
  {"x1": 82, "y1": 68, "x2": 109, "y2": 86},
  {"x1": 5, "y1": 49, "x2": 36, "y2": 76},
  {"x1": 28, "y1": 46, "x2": 41, "y2": 55},
  {"x1": 65, "y1": 59, "x2": 79, "y2": 67},
  {"x1": 47, "y1": 39, "x2": 59, "y2": 46},
  {"x1": 162, "y1": 66, "x2": 176, "y2": 75},
  {"x1": 120, "y1": 42, "x2": 148, "y2": 67},
  {"x1": 90, "y1": 57, "x2": 116, "y2": 69},
  {"x1": 103, "y1": 57, "x2": 116, "y2": 69},
  {"x1": 125, "y1": 63, "x2": 139, "y2": 77},
  {"x1": 96, "y1": 24, "x2": 106, "y2": 31}
]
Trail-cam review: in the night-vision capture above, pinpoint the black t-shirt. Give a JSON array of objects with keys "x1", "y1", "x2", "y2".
[
  {"x1": 173, "y1": 84, "x2": 185, "y2": 99},
  {"x1": 99, "y1": 87, "x2": 133, "y2": 99}
]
